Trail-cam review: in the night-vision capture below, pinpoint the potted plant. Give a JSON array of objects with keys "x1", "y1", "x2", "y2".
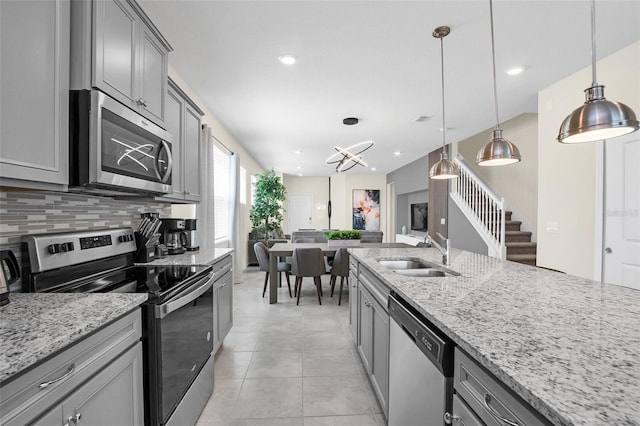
[
  {"x1": 249, "y1": 169, "x2": 286, "y2": 241},
  {"x1": 325, "y1": 230, "x2": 362, "y2": 247}
]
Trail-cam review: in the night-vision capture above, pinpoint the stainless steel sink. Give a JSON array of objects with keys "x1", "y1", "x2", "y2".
[
  {"x1": 377, "y1": 258, "x2": 460, "y2": 278},
  {"x1": 394, "y1": 269, "x2": 458, "y2": 277},
  {"x1": 378, "y1": 259, "x2": 435, "y2": 269}
]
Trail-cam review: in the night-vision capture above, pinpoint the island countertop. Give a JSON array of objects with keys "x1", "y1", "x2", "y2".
[
  {"x1": 138, "y1": 247, "x2": 233, "y2": 267},
  {"x1": 348, "y1": 247, "x2": 640, "y2": 426},
  {"x1": 0, "y1": 293, "x2": 147, "y2": 384}
]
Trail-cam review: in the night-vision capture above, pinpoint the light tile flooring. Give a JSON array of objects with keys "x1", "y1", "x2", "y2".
[{"x1": 196, "y1": 267, "x2": 386, "y2": 426}]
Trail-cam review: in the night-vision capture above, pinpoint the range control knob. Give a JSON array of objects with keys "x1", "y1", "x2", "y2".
[
  {"x1": 61, "y1": 242, "x2": 75, "y2": 252},
  {"x1": 48, "y1": 244, "x2": 61, "y2": 254},
  {"x1": 119, "y1": 234, "x2": 134, "y2": 243}
]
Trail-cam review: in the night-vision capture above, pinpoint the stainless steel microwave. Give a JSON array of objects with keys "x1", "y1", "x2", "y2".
[{"x1": 70, "y1": 90, "x2": 173, "y2": 195}]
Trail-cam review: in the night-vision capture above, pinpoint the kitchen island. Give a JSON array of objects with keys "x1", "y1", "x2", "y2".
[{"x1": 348, "y1": 246, "x2": 640, "y2": 426}]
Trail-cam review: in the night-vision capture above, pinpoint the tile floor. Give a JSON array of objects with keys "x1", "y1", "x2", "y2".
[{"x1": 195, "y1": 267, "x2": 386, "y2": 426}]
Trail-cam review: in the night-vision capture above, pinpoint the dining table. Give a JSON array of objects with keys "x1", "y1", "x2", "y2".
[{"x1": 267, "y1": 242, "x2": 411, "y2": 303}]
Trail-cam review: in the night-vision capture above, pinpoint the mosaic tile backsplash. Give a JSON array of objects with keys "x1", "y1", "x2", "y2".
[{"x1": 0, "y1": 190, "x2": 172, "y2": 253}]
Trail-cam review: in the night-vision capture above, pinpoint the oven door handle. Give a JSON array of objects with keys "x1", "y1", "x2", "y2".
[{"x1": 155, "y1": 273, "x2": 214, "y2": 319}]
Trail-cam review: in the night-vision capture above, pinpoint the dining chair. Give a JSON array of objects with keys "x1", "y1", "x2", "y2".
[
  {"x1": 329, "y1": 248, "x2": 349, "y2": 305},
  {"x1": 290, "y1": 248, "x2": 325, "y2": 305},
  {"x1": 254, "y1": 242, "x2": 292, "y2": 298}
]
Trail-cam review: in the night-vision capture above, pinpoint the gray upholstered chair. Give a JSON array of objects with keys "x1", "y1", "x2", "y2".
[
  {"x1": 254, "y1": 242, "x2": 292, "y2": 298},
  {"x1": 290, "y1": 248, "x2": 326, "y2": 305},
  {"x1": 329, "y1": 248, "x2": 349, "y2": 305}
]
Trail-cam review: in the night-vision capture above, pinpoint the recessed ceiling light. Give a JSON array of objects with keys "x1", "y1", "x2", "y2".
[
  {"x1": 393, "y1": 151, "x2": 401, "y2": 156},
  {"x1": 296, "y1": 166, "x2": 302, "y2": 170},
  {"x1": 279, "y1": 54, "x2": 297, "y2": 65},
  {"x1": 298, "y1": 173, "x2": 303, "y2": 177},
  {"x1": 506, "y1": 66, "x2": 524, "y2": 76},
  {"x1": 294, "y1": 150, "x2": 302, "y2": 154},
  {"x1": 371, "y1": 167, "x2": 377, "y2": 171}
]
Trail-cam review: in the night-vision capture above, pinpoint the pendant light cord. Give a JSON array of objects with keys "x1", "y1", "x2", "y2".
[
  {"x1": 590, "y1": 0, "x2": 598, "y2": 86},
  {"x1": 440, "y1": 36, "x2": 447, "y2": 152},
  {"x1": 489, "y1": 0, "x2": 501, "y2": 130}
]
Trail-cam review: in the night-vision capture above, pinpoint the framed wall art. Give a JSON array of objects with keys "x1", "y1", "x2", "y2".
[{"x1": 352, "y1": 189, "x2": 380, "y2": 231}]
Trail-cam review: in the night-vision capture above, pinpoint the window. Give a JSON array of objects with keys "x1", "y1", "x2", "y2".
[{"x1": 213, "y1": 144, "x2": 230, "y2": 241}]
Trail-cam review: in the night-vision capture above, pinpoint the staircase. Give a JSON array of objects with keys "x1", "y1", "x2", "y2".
[{"x1": 451, "y1": 156, "x2": 537, "y2": 267}]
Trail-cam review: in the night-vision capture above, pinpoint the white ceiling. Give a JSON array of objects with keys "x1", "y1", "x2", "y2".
[{"x1": 139, "y1": 0, "x2": 640, "y2": 177}]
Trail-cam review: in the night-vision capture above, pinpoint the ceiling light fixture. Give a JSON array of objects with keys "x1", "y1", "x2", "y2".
[
  {"x1": 393, "y1": 151, "x2": 401, "y2": 156},
  {"x1": 326, "y1": 141, "x2": 374, "y2": 172},
  {"x1": 429, "y1": 26, "x2": 459, "y2": 180},
  {"x1": 343, "y1": 117, "x2": 359, "y2": 125},
  {"x1": 557, "y1": 0, "x2": 638, "y2": 143},
  {"x1": 505, "y1": 66, "x2": 524, "y2": 76},
  {"x1": 476, "y1": 0, "x2": 522, "y2": 167},
  {"x1": 278, "y1": 54, "x2": 297, "y2": 65}
]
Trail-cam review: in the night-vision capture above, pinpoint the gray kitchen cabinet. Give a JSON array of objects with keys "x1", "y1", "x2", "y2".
[
  {"x1": 453, "y1": 347, "x2": 551, "y2": 426},
  {"x1": 348, "y1": 258, "x2": 358, "y2": 341},
  {"x1": 33, "y1": 342, "x2": 144, "y2": 426},
  {"x1": 357, "y1": 266, "x2": 389, "y2": 418},
  {"x1": 71, "y1": 0, "x2": 172, "y2": 127},
  {"x1": 1, "y1": 310, "x2": 143, "y2": 426},
  {"x1": 0, "y1": 0, "x2": 69, "y2": 190},
  {"x1": 211, "y1": 254, "x2": 233, "y2": 353},
  {"x1": 161, "y1": 79, "x2": 203, "y2": 203}
]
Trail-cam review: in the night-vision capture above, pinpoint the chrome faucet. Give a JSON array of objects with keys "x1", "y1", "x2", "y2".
[{"x1": 432, "y1": 232, "x2": 450, "y2": 266}]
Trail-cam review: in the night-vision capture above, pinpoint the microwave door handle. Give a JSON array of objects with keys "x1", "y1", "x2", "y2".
[
  {"x1": 157, "y1": 140, "x2": 173, "y2": 183},
  {"x1": 155, "y1": 273, "x2": 214, "y2": 319}
]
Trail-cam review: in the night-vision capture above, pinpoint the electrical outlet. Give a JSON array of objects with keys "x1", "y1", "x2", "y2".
[
  {"x1": 546, "y1": 222, "x2": 559, "y2": 233},
  {"x1": 440, "y1": 218, "x2": 446, "y2": 225}
]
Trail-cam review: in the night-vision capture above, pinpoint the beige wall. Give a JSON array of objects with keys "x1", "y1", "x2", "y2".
[
  {"x1": 283, "y1": 173, "x2": 388, "y2": 240},
  {"x1": 168, "y1": 66, "x2": 265, "y2": 267},
  {"x1": 537, "y1": 41, "x2": 640, "y2": 279},
  {"x1": 457, "y1": 113, "x2": 538, "y2": 233}
]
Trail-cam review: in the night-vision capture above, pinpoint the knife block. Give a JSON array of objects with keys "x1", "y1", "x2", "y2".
[{"x1": 134, "y1": 232, "x2": 157, "y2": 263}]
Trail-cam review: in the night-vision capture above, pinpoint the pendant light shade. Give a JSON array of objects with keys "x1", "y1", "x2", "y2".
[
  {"x1": 557, "y1": 0, "x2": 639, "y2": 143},
  {"x1": 429, "y1": 25, "x2": 459, "y2": 180},
  {"x1": 477, "y1": 129, "x2": 521, "y2": 166},
  {"x1": 558, "y1": 85, "x2": 639, "y2": 143},
  {"x1": 476, "y1": 0, "x2": 521, "y2": 167}
]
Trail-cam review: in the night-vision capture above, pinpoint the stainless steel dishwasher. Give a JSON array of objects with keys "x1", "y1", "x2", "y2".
[{"x1": 388, "y1": 293, "x2": 455, "y2": 426}]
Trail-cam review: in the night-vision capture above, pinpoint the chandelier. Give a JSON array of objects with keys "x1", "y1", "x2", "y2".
[{"x1": 326, "y1": 141, "x2": 374, "y2": 172}]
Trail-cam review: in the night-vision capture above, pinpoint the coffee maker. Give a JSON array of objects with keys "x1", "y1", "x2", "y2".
[
  {"x1": 159, "y1": 218, "x2": 187, "y2": 255},
  {"x1": 184, "y1": 219, "x2": 199, "y2": 251}
]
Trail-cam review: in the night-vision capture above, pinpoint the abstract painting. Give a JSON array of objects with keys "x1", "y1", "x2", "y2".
[{"x1": 352, "y1": 189, "x2": 380, "y2": 231}]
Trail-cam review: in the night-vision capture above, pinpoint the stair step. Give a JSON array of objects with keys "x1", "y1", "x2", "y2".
[
  {"x1": 506, "y1": 242, "x2": 537, "y2": 255},
  {"x1": 507, "y1": 254, "x2": 537, "y2": 266},
  {"x1": 505, "y1": 231, "x2": 532, "y2": 243}
]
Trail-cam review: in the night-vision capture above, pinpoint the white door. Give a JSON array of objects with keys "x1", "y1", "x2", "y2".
[
  {"x1": 288, "y1": 194, "x2": 313, "y2": 234},
  {"x1": 603, "y1": 135, "x2": 640, "y2": 289}
]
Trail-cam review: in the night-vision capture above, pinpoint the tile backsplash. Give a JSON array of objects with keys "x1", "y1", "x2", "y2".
[{"x1": 0, "y1": 190, "x2": 172, "y2": 249}]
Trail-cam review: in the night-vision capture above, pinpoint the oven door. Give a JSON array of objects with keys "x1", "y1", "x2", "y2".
[{"x1": 151, "y1": 272, "x2": 214, "y2": 425}]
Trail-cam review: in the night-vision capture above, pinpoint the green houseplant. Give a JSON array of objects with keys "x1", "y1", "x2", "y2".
[
  {"x1": 249, "y1": 169, "x2": 286, "y2": 240},
  {"x1": 325, "y1": 230, "x2": 362, "y2": 246}
]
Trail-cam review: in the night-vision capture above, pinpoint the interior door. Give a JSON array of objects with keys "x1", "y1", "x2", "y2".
[
  {"x1": 288, "y1": 194, "x2": 313, "y2": 234},
  {"x1": 603, "y1": 134, "x2": 640, "y2": 289}
]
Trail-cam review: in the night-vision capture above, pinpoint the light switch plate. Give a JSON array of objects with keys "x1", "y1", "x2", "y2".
[
  {"x1": 546, "y1": 222, "x2": 559, "y2": 233},
  {"x1": 440, "y1": 218, "x2": 446, "y2": 225}
]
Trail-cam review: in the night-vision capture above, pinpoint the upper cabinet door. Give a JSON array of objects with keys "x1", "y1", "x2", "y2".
[
  {"x1": 88, "y1": 0, "x2": 170, "y2": 127},
  {"x1": 164, "y1": 86, "x2": 184, "y2": 199},
  {"x1": 139, "y1": 24, "x2": 168, "y2": 124},
  {"x1": 94, "y1": 0, "x2": 137, "y2": 102},
  {"x1": 0, "y1": 0, "x2": 70, "y2": 189},
  {"x1": 183, "y1": 104, "x2": 202, "y2": 201}
]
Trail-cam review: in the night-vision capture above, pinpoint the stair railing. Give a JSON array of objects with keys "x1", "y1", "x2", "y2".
[{"x1": 450, "y1": 155, "x2": 506, "y2": 259}]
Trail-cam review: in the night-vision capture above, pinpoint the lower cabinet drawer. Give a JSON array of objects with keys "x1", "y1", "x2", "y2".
[
  {"x1": 454, "y1": 348, "x2": 551, "y2": 426},
  {"x1": 452, "y1": 394, "x2": 483, "y2": 426}
]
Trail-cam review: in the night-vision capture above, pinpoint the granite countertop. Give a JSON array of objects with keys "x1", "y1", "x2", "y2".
[
  {"x1": 0, "y1": 293, "x2": 147, "y2": 384},
  {"x1": 348, "y1": 247, "x2": 640, "y2": 426},
  {"x1": 138, "y1": 247, "x2": 233, "y2": 267}
]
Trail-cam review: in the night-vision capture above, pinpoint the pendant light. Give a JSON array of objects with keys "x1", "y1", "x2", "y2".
[
  {"x1": 476, "y1": 0, "x2": 521, "y2": 166},
  {"x1": 429, "y1": 26, "x2": 459, "y2": 180},
  {"x1": 557, "y1": 0, "x2": 639, "y2": 143}
]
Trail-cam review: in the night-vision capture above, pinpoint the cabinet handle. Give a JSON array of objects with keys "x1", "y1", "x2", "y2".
[
  {"x1": 64, "y1": 416, "x2": 73, "y2": 426},
  {"x1": 443, "y1": 411, "x2": 461, "y2": 424},
  {"x1": 72, "y1": 413, "x2": 82, "y2": 424},
  {"x1": 39, "y1": 363, "x2": 75, "y2": 389},
  {"x1": 483, "y1": 394, "x2": 520, "y2": 426},
  {"x1": 137, "y1": 98, "x2": 148, "y2": 107}
]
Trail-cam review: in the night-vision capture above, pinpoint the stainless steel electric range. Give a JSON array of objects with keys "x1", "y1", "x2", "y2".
[{"x1": 21, "y1": 227, "x2": 214, "y2": 426}]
